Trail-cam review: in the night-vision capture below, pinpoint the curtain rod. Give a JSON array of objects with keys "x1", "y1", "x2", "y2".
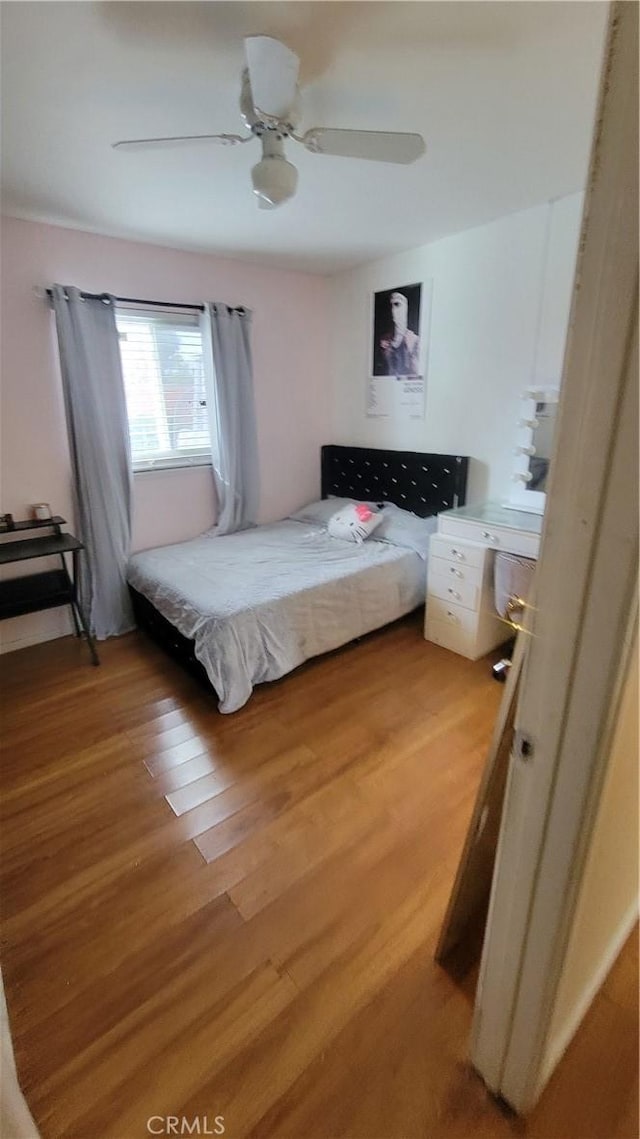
[
  {"x1": 43, "y1": 288, "x2": 204, "y2": 311},
  {"x1": 41, "y1": 289, "x2": 247, "y2": 315}
]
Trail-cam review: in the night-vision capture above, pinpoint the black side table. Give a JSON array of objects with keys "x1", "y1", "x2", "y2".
[{"x1": 0, "y1": 517, "x2": 99, "y2": 665}]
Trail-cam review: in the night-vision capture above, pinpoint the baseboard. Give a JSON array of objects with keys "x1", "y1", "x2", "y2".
[
  {"x1": 536, "y1": 900, "x2": 639, "y2": 1097},
  {"x1": 0, "y1": 628, "x2": 67, "y2": 655}
]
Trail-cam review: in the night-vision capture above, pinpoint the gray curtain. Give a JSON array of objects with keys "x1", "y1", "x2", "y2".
[
  {"x1": 200, "y1": 303, "x2": 259, "y2": 535},
  {"x1": 52, "y1": 285, "x2": 134, "y2": 638}
]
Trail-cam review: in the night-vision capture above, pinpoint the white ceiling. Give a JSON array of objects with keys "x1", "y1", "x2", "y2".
[{"x1": 1, "y1": 1, "x2": 608, "y2": 274}]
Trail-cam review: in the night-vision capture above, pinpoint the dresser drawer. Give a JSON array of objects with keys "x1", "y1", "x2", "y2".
[
  {"x1": 425, "y1": 595, "x2": 479, "y2": 636},
  {"x1": 429, "y1": 554, "x2": 484, "y2": 591},
  {"x1": 425, "y1": 596, "x2": 505, "y2": 660},
  {"x1": 425, "y1": 614, "x2": 477, "y2": 658},
  {"x1": 430, "y1": 534, "x2": 486, "y2": 569},
  {"x1": 428, "y1": 566, "x2": 480, "y2": 611},
  {"x1": 438, "y1": 517, "x2": 540, "y2": 559}
]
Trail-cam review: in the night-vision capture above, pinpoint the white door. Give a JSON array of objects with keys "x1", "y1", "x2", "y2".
[{"x1": 470, "y1": 0, "x2": 638, "y2": 1112}]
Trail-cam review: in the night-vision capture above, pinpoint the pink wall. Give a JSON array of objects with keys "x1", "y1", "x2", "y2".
[{"x1": 0, "y1": 216, "x2": 331, "y2": 649}]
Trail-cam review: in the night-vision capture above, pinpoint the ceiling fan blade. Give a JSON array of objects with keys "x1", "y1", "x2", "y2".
[
  {"x1": 299, "y1": 129, "x2": 426, "y2": 165},
  {"x1": 112, "y1": 133, "x2": 250, "y2": 152},
  {"x1": 244, "y1": 36, "x2": 300, "y2": 120}
]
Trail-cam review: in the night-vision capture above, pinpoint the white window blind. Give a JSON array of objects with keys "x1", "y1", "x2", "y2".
[{"x1": 116, "y1": 308, "x2": 211, "y2": 472}]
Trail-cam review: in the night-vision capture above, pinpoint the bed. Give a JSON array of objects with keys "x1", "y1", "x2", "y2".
[{"x1": 128, "y1": 445, "x2": 469, "y2": 712}]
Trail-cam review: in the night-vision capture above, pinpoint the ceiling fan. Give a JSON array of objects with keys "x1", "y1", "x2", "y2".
[{"x1": 112, "y1": 35, "x2": 426, "y2": 209}]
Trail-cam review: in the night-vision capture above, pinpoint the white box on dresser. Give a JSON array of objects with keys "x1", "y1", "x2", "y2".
[{"x1": 425, "y1": 504, "x2": 542, "y2": 661}]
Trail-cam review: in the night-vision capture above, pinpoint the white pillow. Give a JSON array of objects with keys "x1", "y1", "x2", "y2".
[{"x1": 327, "y1": 503, "x2": 383, "y2": 544}]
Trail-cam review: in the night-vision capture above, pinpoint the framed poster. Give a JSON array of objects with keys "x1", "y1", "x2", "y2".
[
  {"x1": 372, "y1": 283, "x2": 422, "y2": 377},
  {"x1": 367, "y1": 282, "x2": 431, "y2": 420}
]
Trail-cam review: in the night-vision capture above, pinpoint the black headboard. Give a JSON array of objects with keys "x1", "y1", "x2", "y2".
[{"x1": 321, "y1": 445, "x2": 468, "y2": 518}]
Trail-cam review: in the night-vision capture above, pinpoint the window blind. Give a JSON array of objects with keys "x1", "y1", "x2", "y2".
[{"x1": 116, "y1": 308, "x2": 211, "y2": 471}]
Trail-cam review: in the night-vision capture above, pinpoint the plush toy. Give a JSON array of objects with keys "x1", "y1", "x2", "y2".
[{"x1": 327, "y1": 502, "x2": 383, "y2": 544}]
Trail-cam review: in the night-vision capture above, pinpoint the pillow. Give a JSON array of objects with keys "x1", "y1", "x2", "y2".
[
  {"x1": 327, "y1": 503, "x2": 383, "y2": 544},
  {"x1": 373, "y1": 503, "x2": 438, "y2": 559},
  {"x1": 288, "y1": 497, "x2": 368, "y2": 526}
]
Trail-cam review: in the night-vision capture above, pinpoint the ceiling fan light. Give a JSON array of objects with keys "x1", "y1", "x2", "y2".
[{"x1": 251, "y1": 155, "x2": 298, "y2": 207}]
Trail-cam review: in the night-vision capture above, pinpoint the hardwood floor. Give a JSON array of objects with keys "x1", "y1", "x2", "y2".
[{"x1": 1, "y1": 615, "x2": 637, "y2": 1139}]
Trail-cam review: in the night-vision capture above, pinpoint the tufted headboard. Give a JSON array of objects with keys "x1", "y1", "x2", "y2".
[{"x1": 320, "y1": 445, "x2": 469, "y2": 518}]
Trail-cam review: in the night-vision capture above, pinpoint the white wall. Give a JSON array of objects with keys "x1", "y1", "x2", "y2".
[{"x1": 329, "y1": 194, "x2": 583, "y2": 504}]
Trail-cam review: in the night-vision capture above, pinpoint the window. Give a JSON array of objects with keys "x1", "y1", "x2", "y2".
[{"x1": 116, "y1": 308, "x2": 211, "y2": 471}]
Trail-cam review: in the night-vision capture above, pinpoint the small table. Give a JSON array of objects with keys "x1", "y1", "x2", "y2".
[{"x1": 0, "y1": 517, "x2": 99, "y2": 665}]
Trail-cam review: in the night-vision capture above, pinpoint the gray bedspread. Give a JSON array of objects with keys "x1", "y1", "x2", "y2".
[{"x1": 127, "y1": 520, "x2": 425, "y2": 712}]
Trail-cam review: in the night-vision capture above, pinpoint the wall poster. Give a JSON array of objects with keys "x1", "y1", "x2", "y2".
[{"x1": 367, "y1": 281, "x2": 431, "y2": 420}]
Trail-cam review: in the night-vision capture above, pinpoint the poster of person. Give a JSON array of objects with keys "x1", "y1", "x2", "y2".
[
  {"x1": 372, "y1": 283, "x2": 422, "y2": 377},
  {"x1": 368, "y1": 282, "x2": 430, "y2": 420}
]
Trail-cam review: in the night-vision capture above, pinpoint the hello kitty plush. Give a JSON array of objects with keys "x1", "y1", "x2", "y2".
[{"x1": 327, "y1": 502, "x2": 383, "y2": 544}]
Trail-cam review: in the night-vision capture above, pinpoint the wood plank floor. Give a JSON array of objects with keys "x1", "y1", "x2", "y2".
[{"x1": 1, "y1": 615, "x2": 637, "y2": 1139}]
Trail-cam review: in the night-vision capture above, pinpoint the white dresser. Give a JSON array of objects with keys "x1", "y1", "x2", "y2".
[{"x1": 425, "y1": 503, "x2": 542, "y2": 660}]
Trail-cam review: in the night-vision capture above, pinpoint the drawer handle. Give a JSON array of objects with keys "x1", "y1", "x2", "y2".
[
  {"x1": 482, "y1": 530, "x2": 499, "y2": 543},
  {"x1": 449, "y1": 567, "x2": 463, "y2": 578},
  {"x1": 448, "y1": 588, "x2": 461, "y2": 599},
  {"x1": 446, "y1": 610, "x2": 460, "y2": 624},
  {"x1": 450, "y1": 548, "x2": 465, "y2": 560}
]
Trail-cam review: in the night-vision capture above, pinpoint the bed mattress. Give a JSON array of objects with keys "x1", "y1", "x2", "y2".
[{"x1": 127, "y1": 519, "x2": 425, "y2": 712}]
